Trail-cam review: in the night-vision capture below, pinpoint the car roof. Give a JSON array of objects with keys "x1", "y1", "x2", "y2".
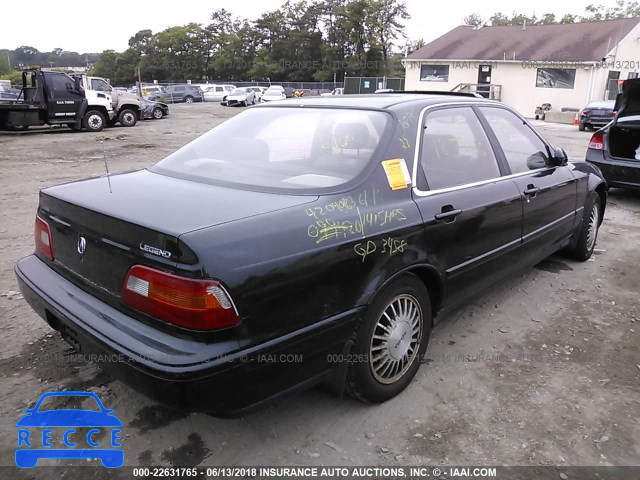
[{"x1": 258, "y1": 93, "x2": 491, "y2": 109}]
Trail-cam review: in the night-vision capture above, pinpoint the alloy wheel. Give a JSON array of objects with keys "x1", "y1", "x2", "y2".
[
  {"x1": 369, "y1": 294, "x2": 423, "y2": 385},
  {"x1": 586, "y1": 201, "x2": 600, "y2": 252}
]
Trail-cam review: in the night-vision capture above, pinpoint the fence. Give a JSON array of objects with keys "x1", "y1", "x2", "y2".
[
  {"x1": 128, "y1": 81, "x2": 344, "y2": 90},
  {"x1": 343, "y1": 77, "x2": 405, "y2": 94}
]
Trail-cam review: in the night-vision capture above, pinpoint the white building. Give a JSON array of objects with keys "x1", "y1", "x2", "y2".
[{"x1": 403, "y1": 18, "x2": 640, "y2": 116}]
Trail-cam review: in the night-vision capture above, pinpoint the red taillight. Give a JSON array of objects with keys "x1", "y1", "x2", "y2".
[
  {"x1": 588, "y1": 132, "x2": 604, "y2": 150},
  {"x1": 122, "y1": 265, "x2": 240, "y2": 330},
  {"x1": 35, "y1": 216, "x2": 54, "y2": 260}
]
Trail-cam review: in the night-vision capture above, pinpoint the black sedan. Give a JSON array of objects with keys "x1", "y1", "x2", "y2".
[
  {"x1": 15, "y1": 93, "x2": 606, "y2": 415},
  {"x1": 578, "y1": 100, "x2": 616, "y2": 131},
  {"x1": 586, "y1": 78, "x2": 640, "y2": 189},
  {"x1": 140, "y1": 97, "x2": 169, "y2": 120}
]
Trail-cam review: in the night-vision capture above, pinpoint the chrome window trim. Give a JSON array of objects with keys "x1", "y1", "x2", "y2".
[{"x1": 411, "y1": 101, "x2": 548, "y2": 198}]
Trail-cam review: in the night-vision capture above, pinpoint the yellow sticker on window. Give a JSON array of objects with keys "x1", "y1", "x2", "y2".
[{"x1": 381, "y1": 158, "x2": 411, "y2": 190}]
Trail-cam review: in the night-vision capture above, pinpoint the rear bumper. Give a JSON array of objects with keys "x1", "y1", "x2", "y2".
[
  {"x1": 587, "y1": 156, "x2": 640, "y2": 189},
  {"x1": 15, "y1": 255, "x2": 359, "y2": 415},
  {"x1": 581, "y1": 117, "x2": 612, "y2": 127}
]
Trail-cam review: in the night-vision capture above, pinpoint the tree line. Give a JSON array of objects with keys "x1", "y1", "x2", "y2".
[
  {"x1": 2, "y1": 1, "x2": 640, "y2": 86},
  {"x1": 89, "y1": 0, "x2": 408, "y2": 85},
  {"x1": 463, "y1": 1, "x2": 640, "y2": 27}
]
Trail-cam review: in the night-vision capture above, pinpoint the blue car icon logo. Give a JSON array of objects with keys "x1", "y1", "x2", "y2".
[{"x1": 15, "y1": 391, "x2": 123, "y2": 468}]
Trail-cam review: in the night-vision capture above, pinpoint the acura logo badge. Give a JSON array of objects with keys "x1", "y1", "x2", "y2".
[{"x1": 77, "y1": 236, "x2": 87, "y2": 255}]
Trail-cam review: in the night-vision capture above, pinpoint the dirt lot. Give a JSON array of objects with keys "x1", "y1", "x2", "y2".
[{"x1": 0, "y1": 104, "x2": 639, "y2": 474}]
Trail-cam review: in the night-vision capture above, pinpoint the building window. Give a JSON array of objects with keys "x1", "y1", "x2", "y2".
[
  {"x1": 420, "y1": 64, "x2": 449, "y2": 82},
  {"x1": 535, "y1": 68, "x2": 576, "y2": 89},
  {"x1": 628, "y1": 72, "x2": 639, "y2": 79}
]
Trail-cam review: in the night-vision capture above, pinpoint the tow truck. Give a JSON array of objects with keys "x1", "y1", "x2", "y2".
[
  {"x1": 72, "y1": 75, "x2": 141, "y2": 127},
  {"x1": 0, "y1": 68, "x2": 114, "y2": 132}
]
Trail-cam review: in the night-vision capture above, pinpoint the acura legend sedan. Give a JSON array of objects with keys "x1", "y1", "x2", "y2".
[{"x1": 16, "y1": 93, "x2": 606, "y2": 415}]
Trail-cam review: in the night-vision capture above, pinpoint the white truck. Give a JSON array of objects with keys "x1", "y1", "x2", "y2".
[{"x1": 73, "y1": 75, "x2": 142, "y2": 127}]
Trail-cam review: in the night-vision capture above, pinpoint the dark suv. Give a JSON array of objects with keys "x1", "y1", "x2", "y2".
[{"x1": 159, "y1": 84, "x2": 203, "y2": 104}]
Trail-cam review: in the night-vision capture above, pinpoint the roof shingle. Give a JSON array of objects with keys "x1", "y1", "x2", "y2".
[{"x1": 406, "y1": 18, "x2": 640, "y2": 62}]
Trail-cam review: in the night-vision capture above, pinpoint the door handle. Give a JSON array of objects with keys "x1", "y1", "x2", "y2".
[
  {"x1": 523, "y1": 184, "x2": 540, "y2": 197},
  {"x1": 434, "y1": 207, "x2": 462, "y2": 222}
]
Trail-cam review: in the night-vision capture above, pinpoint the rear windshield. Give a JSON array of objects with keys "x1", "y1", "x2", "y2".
[
  {"x1": 587, "y1": 101, "x2": 615, "y2": 109},
  {"x1": 150, "y1": 107, "x2": 390, "y2": 193}
]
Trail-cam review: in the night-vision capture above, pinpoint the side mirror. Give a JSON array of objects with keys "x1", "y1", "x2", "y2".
[
  {"x1": 526, "y1": 153, "x2": 547, "y2": 170},
  {"x1": 550, "y1": 146, "x2": 568, "y2": 166}
]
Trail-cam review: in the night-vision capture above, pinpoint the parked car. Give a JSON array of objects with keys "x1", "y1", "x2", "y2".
[
  {"x1": 322, "y1": 88, "x2": 344, "y2": 96},
  {"x1": 222, "y1": 87, "x2": 256, "y2": 106},
  {"x1": 203, "y1": 84, "x2": 235, "y2": 102},
  {"x1": 247, "y1": 86, "x2": 264, "y2": 102},
  {"x1": 0, "y1": 85, "x2": 20, "y2": 102},
  {"x1": 0, "y1": 91, "x2": 19, "y2": 102},
  {"x1": 578, "y1": 100, "x2": 616, "y2": 131},
  {"x1": 15, "y1": 93, "x2": 606, "y2": 415},
  {"x1": 157, "y1": 84, "x2": 203, "y2": 104},
  {"x1": 140, "y1": 97, "x2": 169, "y2": 120},
  {"x1": 375, "y1": 88, "x2": 395, "y2": 93},
  {"x1": 586, "y1": 78, "x2": 640, "y2": 189},
  {"x1": 283, "y1": 87, "x2": 296, "y2": 98},
  {"x1": 140, "y1": 85, "x2": 163, "y2": 97},
  {"x1": 261, "y1": 86, "x2": 286, "y2": 102}
]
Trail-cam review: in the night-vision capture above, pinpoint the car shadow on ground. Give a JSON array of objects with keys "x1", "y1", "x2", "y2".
[{"x1": 607, "y1": 187, "x2": 640, "y2": 209}]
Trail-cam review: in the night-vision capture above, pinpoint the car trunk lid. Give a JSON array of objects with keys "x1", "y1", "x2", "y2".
[
  {"x1": 38, "y1": 169, "x2": 315, "y2": 308},
  {"x1": 613, "y1": 78, "x2": 640, "y2": 123}
]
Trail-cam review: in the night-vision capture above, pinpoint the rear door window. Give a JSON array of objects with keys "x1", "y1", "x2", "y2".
[
  {"x1": 421, "y1": 107, "x2": 500, "y2": 190},
  {"x1": 479, "y1": 107, "x2": 550, "y2": 174}
]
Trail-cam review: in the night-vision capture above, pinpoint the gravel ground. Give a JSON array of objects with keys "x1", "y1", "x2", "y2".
[{"x1": 0, "y1": 104, "x2": 638, "y2": 474}]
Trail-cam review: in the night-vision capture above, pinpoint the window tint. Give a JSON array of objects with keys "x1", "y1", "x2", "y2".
[
  {"x1": 91, "y1": 79, "x2": 110, "y2": 92},
  {"x1": 421, "y1": 107, "x2": 500, "y2": 190},
  {"x1": 479, "y1": 107, "x2": 549, "y2": 174},
  {"x1": 151, "y1": 108, "x2": 389, "y2": 192},
  {"x1": 175, "y1": 86, "x2": 185, "y2": 92},
  {"x1": 50, "y1": 74, "x2": 75, "y2": 93}
]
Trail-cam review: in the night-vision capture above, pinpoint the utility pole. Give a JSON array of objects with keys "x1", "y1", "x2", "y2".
[{"x1": 137, "y1": 66, "x2": 143, "y2": 96}]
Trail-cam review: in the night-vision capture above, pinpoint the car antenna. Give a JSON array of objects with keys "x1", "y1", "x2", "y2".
[{"x1": 100, "y1": 140, "x2": 112, "y2": 193}]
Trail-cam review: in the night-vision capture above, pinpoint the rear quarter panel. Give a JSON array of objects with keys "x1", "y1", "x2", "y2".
[{"x1": 178, "y1": 114, "x2": 431, "y2": 348}]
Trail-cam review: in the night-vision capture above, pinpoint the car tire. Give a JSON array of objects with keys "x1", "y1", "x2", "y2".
[
  {"x1": 346, "y1": 274, "x2": 431, "y2": 403},
  {"x1": 578, "y1": 122, "x2": 585, "y2": 131},
  {"x1": 83, "y1": 110, "x2": 106, "y2": 132},
  {"x1": 566, "y1": 194, "x2": 601, "y2": 261},
  {"x1": 185, "y1": 96, "x2": 194, "y2": 104},
  {"x1": 152, "y1": 107, "x2": 164, "y2": 119},
  {"x1": 118, "y1": 109, "x2": 137, "y2": 127}
]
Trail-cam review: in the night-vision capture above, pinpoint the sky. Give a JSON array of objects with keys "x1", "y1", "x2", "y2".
[{"x1": 0, "y1": 0, "x2": 613, "y2": 53}]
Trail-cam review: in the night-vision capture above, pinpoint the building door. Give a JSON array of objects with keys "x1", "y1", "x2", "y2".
[
  {"x1": 606, "y1": 71, "x2": 621, "y2": 100},
  {"x1": 477, "y1": 65, "x2": 492, "y2": 98}
]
